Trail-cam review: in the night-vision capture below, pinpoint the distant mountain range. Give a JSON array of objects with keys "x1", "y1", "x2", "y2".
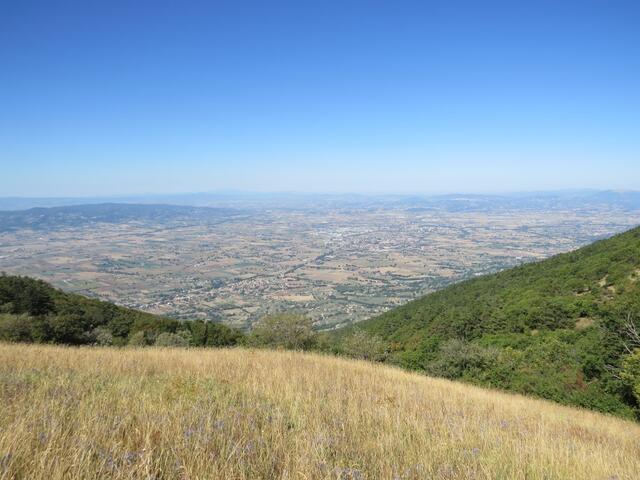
[
  {"x1": 1, "y1": 190, "x2": 640, "y2": 234},
  {"x1": 0, "y1": 203, "x2": 245, "y2": 232},
  {"x1": 1, "y1": 189, "x2": 640, "y2": 212}
]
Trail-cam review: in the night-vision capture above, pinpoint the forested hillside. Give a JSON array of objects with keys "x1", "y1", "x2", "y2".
[
  {"x1": 0, "y1": 274, "x2": 243, "y2": 347},
  {"x1": 337, "y1": 226, "x2": 640, "y2": 418}
]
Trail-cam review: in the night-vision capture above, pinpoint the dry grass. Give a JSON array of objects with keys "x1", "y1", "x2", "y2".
[{"x1": 0, "y1": 343, "x2": 638, "y2": 479}]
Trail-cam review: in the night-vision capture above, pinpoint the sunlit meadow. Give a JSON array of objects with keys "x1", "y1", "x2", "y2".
[{"x1": 0, "y1": 343, "x2": 638, "y2": 479}]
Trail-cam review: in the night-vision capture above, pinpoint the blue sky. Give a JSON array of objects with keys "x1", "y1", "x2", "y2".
[{"x1": 1, "y1": 0, "x2": 639, "y2": 196}]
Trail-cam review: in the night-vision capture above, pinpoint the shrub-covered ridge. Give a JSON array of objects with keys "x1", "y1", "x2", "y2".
[{"x1": 0, "y1": 274, "x2": 244, "y2": 347}]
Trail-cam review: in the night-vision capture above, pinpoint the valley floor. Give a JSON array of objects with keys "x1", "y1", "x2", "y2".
[{"x1": 0, "y1": 343, "x2": 638, "y2": 479}]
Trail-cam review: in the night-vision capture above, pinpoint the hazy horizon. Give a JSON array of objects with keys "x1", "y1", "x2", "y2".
[{"x1": 1, "y1": 187, "x2": 638, "y2": 200}]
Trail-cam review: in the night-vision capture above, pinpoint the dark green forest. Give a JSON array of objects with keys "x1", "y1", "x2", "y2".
[
  {"x1": 333, "y1": 226, "x2": 640, "y2": 418},
  {"x1": 0, "y1": 274, "x2": 244, "y2": 347}
]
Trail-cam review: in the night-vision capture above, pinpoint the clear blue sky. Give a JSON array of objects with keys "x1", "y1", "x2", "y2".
[{"x1": 1, "y1": 0, "x2": 639, "y2": 196}]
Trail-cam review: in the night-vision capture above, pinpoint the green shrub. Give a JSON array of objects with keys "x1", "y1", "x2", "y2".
[
  {"x1": 425, "y1": 339, "x2": 497, "y2": 379},
  {"x1": 0, "y1": 314, "x2": 32, "y2": 342},
  {"x1": 155, "y1": 332, "x2": 190, "y2": 347},
  {"x1": 128, "y1": 331, "x2": 148, "y2": 346},
  {"x1": 341, "y1": 328, "x2": 388, "y2": 361},
  {"x1": 92, "y1": 326, "x2": 114, "y2": 346},
  {"x1": 621, "y1": 350, "x2": 640, "y2": 407},
  {"x1": 248, "y1": 313, "x2": 316, "y2": 350}
]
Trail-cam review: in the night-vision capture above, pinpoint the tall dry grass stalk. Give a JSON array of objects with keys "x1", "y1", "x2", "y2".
[{"x1": 0, "y1": 343, "x2": 638, "y2": 479}]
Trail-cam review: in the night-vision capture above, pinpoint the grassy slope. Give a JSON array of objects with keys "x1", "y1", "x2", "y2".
[
  {"x1": 0, "y1": 343, "x2": 639, "y2": 480},
  {"x1": 341, "y1": 226, "x2": 640, "y2": 416}
]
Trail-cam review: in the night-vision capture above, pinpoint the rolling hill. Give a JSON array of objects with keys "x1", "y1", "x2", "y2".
[
  {"x1": 0, "y1": 344, "x2": 638, "y2": 479},
  {"x1": 0, "y1": 203, "x2": 244, "y2": 232},
  {"x1": 336, "y1": 226, "x2": 640, "y2": 418}
]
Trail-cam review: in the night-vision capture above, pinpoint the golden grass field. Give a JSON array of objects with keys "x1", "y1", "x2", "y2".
[{"x1": 0, "y1": 343, "x2": 638, "y2": 479}]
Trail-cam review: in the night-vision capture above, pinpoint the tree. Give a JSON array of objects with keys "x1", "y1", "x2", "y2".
[
  {"x1": 10, "y1": 279, "x2": 55, "y2": 316},
  {"x1": 0, "y1": 314, "x2": 32, "y2": 342},
  {"x1": 341, "y1": 329, "x2": 388, "y2": 361},
  {"x1": 48, "y1": 313, "x2": 90, "y2": 344},
  {"x1": 92, "y1": 326, "x2": 114, "y2": 346},
  {"x1": 425, "y1": 339, "x2": 497, "y2": 380},
  {"x1": 203, "y1": 321, "x2": 244, "y2": 347},
  {"x1": 155, "y1": 332, "x2": 190, "y2": 347},
  {"x1": 128, "y1": 331, "x2": 148, "y2": 346},
  {"x1": 620, "y1": 314, "x2": 640, "y2": 407},
  {"x1": 248, "y1": 313, "x2": 316, "y2": 350},
  {"x1": 622, "y1": 313, "x2": 640, "y2": 353},
  {"x1": 621, "y1": 350, "x2": 640, "y2": 406}
]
